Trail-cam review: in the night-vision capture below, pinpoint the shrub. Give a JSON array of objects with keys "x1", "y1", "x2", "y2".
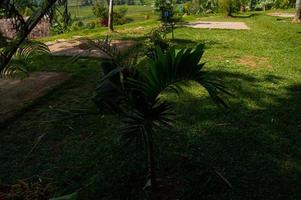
[
  {"x1": 271, "y1": 0, "x2": 294, "y2": 8},
  {"x1": 145, "y1": 27, "x2": 170, "y2": 58},
  {"x1": 23, "y1": 7, "x2": 33, "y2": 16},
  {"x1": 183, "y1": 2, "x2": 195, "y2": 15},
  {"x1": 92, "y1": 3, "x2": 128, "y2": 26},
  {"x1": 197, "y1": 0, "x2": 219, "y2": 14},
  {"x1": 253, "y1": 0, "x2": 294, "y2": 10},
  {"x1": 86, "y1": 21, "x2": 97, "y2": 29},
  {"x1": 71, "y1": 20, "x2": 84, "y2": 31},
  {"x1": 92, "y1": 2, "x2": 108, "y2": 19},
  {"x1": 218, "y1": 0, "x2": 241, "y2": 16},
  {"x1": 113, "y1": 7, "x2": 128, "y2": 25}
]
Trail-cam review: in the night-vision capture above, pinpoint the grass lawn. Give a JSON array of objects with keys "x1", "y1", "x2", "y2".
[
  {"x1": 68, "y1": 5, "x2": 156, "y2": 22},
  {"x1": 1, "y1": 10, "x2": 301, "y2": 200}
]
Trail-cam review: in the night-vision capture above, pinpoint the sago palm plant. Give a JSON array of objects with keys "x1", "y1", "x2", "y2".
[{"x1": 90, "y1": 39, "x2": 230, "y2": 197}]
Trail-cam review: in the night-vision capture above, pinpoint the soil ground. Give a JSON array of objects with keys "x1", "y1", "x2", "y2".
[{"x1": 0, "y1": 72, "x2": 70, "y2": 126}]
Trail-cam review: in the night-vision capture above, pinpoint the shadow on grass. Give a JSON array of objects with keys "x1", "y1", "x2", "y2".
[
  {"x1": 0, "y1": 65, "x2": 300, "y2": 199},
  {"x1": 232, "y1": 13, "x2": 260, "y2": 18},
  {"x1": 159, "y1": 70, "x2": 301, "y2": 199}
]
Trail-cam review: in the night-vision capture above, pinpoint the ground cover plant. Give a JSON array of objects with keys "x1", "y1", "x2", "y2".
[{"x1": 0, "y1": 1, "x2": 301, "y2": 200}]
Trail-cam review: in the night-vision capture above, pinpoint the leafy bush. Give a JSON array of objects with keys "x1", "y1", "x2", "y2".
[
  {"x1": 92, "y1": 2, "x2": 108, "y2": 19},
  {"x1": 155, "y1": 0, "x2": 182, "y2": 39},
  {"x1": 145, "y1": 27, "x2": 170, "y2": 58},
  {"x1": 86, "y1": 21, "x2": 97, "y2": 29},
  {"x1": 73, "y1": 20, "x2": 84, "y2": 29},
  {"x1": 218, "y1": 0, "x2": 241, "y2": 16},
  {"x1": 92, "y1": 3, "x2": 128, "y2": 26},
  {"x1": 183, "y1": 2, "x2": 195, "y2": 15},
  {"x1": 254, "y1": 0, "x2": 294, "y2": 10},
  {"x1": 196, "y1": 0, "x2": 219, "y2": 14},
  {"x1": 155, "y1": 0, "x2": 173, "y2": 20},
  {"x1": 50, "y1": 12, "x2": 73, "y2": 34},
  {"x1": 113, "y1": 7, "x2": 129, "y2": 25}
]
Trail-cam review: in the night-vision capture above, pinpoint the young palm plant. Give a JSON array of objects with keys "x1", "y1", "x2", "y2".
[
  {"x1": 91, "y1": 40, "x2": 230, "y2": 198},
  {"x1": 0, "y1": 40, "x2": 50, "y2": 78}
]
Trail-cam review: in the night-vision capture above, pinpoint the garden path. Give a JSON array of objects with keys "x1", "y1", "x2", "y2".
[
  {"x1": 0, "y1": 72, "x2": 70, "y2": 126},
  {"x1": 268, "y1": 13, "x2": 294, "y2": 18},
  {"x1": 186, "y1": 21, "x2": 250, "y2": 30},
  {"x1": 46, "y1": 39, "x2": 135, "y2": 57}
]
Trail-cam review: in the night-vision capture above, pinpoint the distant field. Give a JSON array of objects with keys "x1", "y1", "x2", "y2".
[
  {"x1": 68, "y1": 5, "x2": 156, "y2": 22},
  {"x1": 67, "y1": 0, "x2": 154, "y2": 6}
]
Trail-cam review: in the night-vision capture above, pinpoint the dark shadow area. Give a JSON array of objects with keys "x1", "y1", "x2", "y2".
[
  {"x1": 0, "y1": 65, "x2": 300, "y2": 200},
  {"x1": 160, "y1": 70, "x2": 301, "y2": 199},
  {"x1": 263, "y1": 74, "x2": 284, "y2": 84},
  {"x1": 232, "y1": 13, "x2": 259, "y2": 18}
]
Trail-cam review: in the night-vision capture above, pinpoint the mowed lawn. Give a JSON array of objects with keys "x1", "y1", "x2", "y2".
[
  {"x1": 1, "y1": 11, "x2": 301, "y2": 199},
  {"x1": 68, "y1": 5, "x2": 156, "y2": 21}
]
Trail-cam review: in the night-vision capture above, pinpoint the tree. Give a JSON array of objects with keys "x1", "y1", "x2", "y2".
[
  {"x1": 218, "y1": 0, "x2": 241, "y2": 16},
  {"x1": 0, "y1": 0, "x2": 68, "y2": 72},
  {"x1": 293, "y1": 0, "x2": 301, "y2": 23},
  {"x1": 108, "y1": 0, "x2": 114, "y2": 31},
  {"x1": 87, "y1": 39, "x2": 230, "y2": 197}
]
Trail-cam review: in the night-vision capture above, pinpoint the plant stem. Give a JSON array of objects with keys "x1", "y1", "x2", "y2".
[{"x1": 144, "y1": 121, "x2": 157, "y2": 195}]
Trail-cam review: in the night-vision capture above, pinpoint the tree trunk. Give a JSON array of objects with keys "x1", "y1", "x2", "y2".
[
  {"x1": 108, "y1": 0, "x2": 114, "y2": 31},
  {"x1": 143, "y1": 121, "x2": 157, "y2": 196},
  {"x1": 0, "y1": 0, "x2": 58, "y2": 71},
  {"x1": 250, "y1": 0, "x2": 255, "y2": 11},
  {"x1": 293, "y1": 0, "x2": 301, "y2": 23}
]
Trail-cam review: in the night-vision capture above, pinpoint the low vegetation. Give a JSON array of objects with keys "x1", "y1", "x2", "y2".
[
  {"x1": 0, "y1": 0, "x2": 300, "y2": 199},
  {"x1": 0, "y1": 7, "x2": 301, "y2": 200}
]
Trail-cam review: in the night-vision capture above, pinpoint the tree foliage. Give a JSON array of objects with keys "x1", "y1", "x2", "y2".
[
  {"x1": 0, "y1": 0, "x2": 69, "y2": 73},
  {"x1": 82, "y1": 38, "x2": 230, "y2": 196}
]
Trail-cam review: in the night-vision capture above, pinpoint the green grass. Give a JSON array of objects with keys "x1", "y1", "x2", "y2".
[
  {"x1": 1, "y1": 11, "x2": 301, "y2": 200},
  {"x1": 45, "y1": 5, "x2": 158, "y2": 42},
  {"x1": 68, "y1": 5, "x2": 156, "y2": 22}
]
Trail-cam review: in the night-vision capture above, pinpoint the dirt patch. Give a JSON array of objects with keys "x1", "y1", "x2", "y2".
[
  {"x1": 0, "y1": 72, "x2": 70, "y2": 126},
  {"x1": 46, "y1": 39, "x2": 136, "y2": 57},
  {"x1": 186, "y1": 21, "x2": 250, "y2": 30},
  {"x1": 268, "y1": 13, "x2": 294, "y2": 18},
  {"x1": 236, "y1": 55, "x2": 272, "y2": 69}
]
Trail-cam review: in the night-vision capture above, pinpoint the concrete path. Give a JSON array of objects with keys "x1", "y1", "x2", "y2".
[
  {"x1": 268, "y1": 13, "x2": 294, "y2": 18},
  {"x1": 46, "y1": 39, "x2": 135, "y2": 57},
  {"x1": 186, "y1": 21, "x2": 250, "y2": 30}
]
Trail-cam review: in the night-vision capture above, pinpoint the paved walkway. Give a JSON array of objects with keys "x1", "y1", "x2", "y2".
[
  {"x1": 46, "y1": 39, "x2": 135, "y2": 57},
  {"x1": 186, "y1": 21, "x2": 250, "y2": 30},
  {"x1": 268, "y1": 13, "x2": 294, "y2": 18}
]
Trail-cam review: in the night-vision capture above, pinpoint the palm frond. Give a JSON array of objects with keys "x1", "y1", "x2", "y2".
[
  {"x1": 130, "y1": 43, "x2": 230, "y2": 107},
  {"x1": 1, "y1": 40, "x2": 50, "y2": 78}
]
